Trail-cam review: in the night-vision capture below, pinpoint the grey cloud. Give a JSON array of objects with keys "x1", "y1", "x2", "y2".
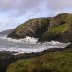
[
  {"x1": 0, "y1": 0, "x2": 72, "y2": 20},
  {"x1": 47, "y1": 0, "x2": 72, "y2": 11},
  {"x1": 0, "y1": 0, "x2": 41, "y2": 15},
  {"x1": 0, "y1": 0, "x2": 72, "y2": 16}
]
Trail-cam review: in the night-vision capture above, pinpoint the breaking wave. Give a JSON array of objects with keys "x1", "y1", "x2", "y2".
[{"x1": 0, "y1": 36, "x2": 70, "y2": 54}]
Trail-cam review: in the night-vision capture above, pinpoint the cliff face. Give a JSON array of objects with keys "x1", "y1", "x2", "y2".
[
  {"x1": 7, "y1": 13, "x2": 72, "y2": 43},
  {"x1": 7, "y1": 18, "x2": 51, "y2": 40}
]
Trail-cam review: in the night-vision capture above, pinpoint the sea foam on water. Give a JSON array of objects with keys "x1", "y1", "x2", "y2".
[
  {"x1": 0, "y1": 36, "x2": 70, "y2": 54},
  {"x1": 0, "y1": 36, "x2": 38, "y2": 44}
]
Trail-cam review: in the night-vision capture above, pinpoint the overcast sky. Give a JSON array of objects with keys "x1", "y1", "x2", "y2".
[{"x1": 0, "y1": 0, "x2": 72, "y2": 31}]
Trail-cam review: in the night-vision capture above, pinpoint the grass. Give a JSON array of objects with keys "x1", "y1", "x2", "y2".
[
  {"x1": 13, "y1": 18, "x2": 50, "y2": 37},
  {"x1": 7, "y1": 49, "x2": 72, "y2": 72},
  {"x1": 48, "y1": 23, "x2": 70, "y2": 33}
]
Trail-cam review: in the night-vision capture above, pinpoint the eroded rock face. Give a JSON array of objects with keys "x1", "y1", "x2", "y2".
[
  {"x1": 7, "y1": 13, "x2": 72, "y2": 43},
  {"x1": 7, "y1": 18, "x2": 50, "y2": 39}
]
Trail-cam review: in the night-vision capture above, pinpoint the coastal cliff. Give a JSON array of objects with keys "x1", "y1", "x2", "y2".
[{"x1": 7, "y1": 13, "x2": 72, "y2": 43}]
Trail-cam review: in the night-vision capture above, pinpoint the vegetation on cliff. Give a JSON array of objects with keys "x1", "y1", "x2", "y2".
[
  {"x1": 7, "y1": 18, "x2": 50, "y2": 40},
  {"x1": 7, "y1": 13, "x2": 72, "y2": 43}
]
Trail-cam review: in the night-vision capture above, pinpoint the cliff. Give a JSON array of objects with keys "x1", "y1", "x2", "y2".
[{"x1": 7, "y1": 13, "x2": 72, "y2": 43}]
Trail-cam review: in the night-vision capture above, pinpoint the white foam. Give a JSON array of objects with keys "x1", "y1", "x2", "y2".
[
  {"x1": 0, "y1": 36, "x2": 38, "y2": 44},
  {"x1": 0, "y1": 36, "x2": 70, "y2": 55},
  {"x1": 0, "y1": 42, "x2": 70, "y2": 55},
  {"x1": 43, "y1": 41, "x2": 70, "y2": 46}
]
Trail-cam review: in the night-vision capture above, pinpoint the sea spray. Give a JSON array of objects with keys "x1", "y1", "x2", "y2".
[
  {"x1": 0, "y1": 36, "x2": 70, "y2": 54},
  {"x1": 0, "y1": 36, "x2": 38, "y2": 44}
]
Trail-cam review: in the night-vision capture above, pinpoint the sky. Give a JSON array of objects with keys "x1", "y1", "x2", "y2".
[{"x1": 0, "y1": 0, "x2": 72, "y2": 31}]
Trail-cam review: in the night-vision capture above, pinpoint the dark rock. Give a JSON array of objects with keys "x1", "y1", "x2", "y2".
[
  {"x1": 0, "y1": 51, "x2": 15, "y2": 72},
  {"x1": 65, "y1": 43, "x2": 72, "y2": 48}
]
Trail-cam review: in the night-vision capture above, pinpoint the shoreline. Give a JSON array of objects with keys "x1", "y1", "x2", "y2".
[{"x1": 0, "y1": 43, "x2": 71, "y2": 72}]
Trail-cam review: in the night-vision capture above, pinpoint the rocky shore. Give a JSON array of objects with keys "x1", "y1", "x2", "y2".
[{"x1": 0, "y1": 43, "x2": 72, "y2": 72}]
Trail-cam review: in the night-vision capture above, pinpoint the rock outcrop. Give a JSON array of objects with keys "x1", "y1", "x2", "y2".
[{"x1": 7, "y1": 13, "x2": 72, "y2": 43}]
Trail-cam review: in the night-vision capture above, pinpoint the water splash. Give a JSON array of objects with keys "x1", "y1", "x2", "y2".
[
  {"x1": 0, "y1": 36, "x2": 38, "y2": 44},
  {"x1": 0, "y1": 36, "x2": 70, "y2": 54}
]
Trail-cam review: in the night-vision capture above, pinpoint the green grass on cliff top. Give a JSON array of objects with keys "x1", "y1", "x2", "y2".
[
  {"x1": 48, "y1": 23, "x2": 70, "y2": 33},
  {"x1": 7, "y1": 49, "x2": 72, "y2": 72}
]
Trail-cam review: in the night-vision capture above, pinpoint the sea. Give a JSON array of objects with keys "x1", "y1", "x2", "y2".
[{"x1": 0, "y1": 34, "x2": 70, "y2": 54}]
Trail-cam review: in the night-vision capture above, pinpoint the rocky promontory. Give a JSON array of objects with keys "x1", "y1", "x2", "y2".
[{"x1": 7, "y1": 13, "x2": 72, "y2": 42}]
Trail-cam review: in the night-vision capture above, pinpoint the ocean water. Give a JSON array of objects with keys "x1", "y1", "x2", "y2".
[{"x1": 0, "y1": 34, "x2": 70, "y2": 54}]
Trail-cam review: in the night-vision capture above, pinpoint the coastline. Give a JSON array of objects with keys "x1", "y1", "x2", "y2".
[{"x1": 0, "y1": 45, "x2": 71, "y2": 72}]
